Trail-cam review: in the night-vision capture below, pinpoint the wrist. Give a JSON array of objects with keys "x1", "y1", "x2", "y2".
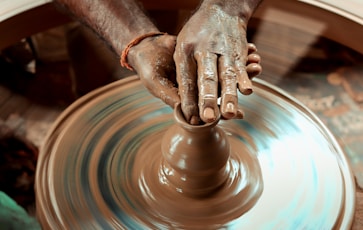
[
  {"x1": 120, "y1": 32, "x2": 167, "y2": 71},
  {"x1": 199, "y1": 0, "x2": 260, "y2": 23}
]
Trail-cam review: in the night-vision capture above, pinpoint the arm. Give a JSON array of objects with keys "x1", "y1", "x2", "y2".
[
  {"x1": 54, "y1": 0, "x2": 158, "y2": 54},
  {"x1": 54, "y1": 0, "x2": 180, "y2": 107},
  {"x1": 174, "y1": 0, "x2": 262, "y2": 124}
]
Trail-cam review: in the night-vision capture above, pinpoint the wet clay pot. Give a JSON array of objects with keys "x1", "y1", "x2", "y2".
[{"x1": 161, "y1": 104, "x2": 230, "y2": 197}]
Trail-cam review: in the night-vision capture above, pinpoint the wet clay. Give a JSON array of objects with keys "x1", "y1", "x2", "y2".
[
  {"x1": 35, "y1": 79, "x2": 263, "y2": 229},
  {"x1": 36, "y1": 76, "x2": 353, "y2": 229},
  {"x1": 161, "y1": 104, "x2": 230, "y2": 197},
  {"x1": 129, "y1": 104, "x2": 264, "y2": 228}
]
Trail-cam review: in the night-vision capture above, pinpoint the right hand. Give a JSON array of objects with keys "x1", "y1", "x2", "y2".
[{"x1": 173, "y1": 4, "x2": 262, "y2": 125}]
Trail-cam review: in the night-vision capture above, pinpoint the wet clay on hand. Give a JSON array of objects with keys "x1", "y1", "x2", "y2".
[{"x1": 174, "y1": 0, "x2": 262, "y2": 124}]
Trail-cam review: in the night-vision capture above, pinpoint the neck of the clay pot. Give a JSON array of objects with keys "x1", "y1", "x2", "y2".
[{"x1": 174, "y1": 104, "x2": 220, "y2": 132}]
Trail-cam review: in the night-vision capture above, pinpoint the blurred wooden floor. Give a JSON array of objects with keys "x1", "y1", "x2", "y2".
[{"x1": 0, "y1": 84, "x2": 62, "y2": 147}]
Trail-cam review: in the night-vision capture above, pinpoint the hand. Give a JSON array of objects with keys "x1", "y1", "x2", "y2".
[
  {"x1": 127, "y1": 34, "x2": 180, "y2": 108},
  {"x1": 174, "y1": 4, "x2": 261, "y2": 125}
]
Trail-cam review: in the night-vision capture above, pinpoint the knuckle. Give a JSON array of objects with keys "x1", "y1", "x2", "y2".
[
  {"x1": 203, "y1": 74, "x2": 218, "y2": 82},
  {"x1": 221, "y1": 67, "x2": 236, "y2": 78},
  {"x1": 179, "y1": 41, "x2": 194, "y2": 54}
]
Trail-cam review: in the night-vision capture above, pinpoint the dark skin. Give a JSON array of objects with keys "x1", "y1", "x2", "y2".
[{"x1": 55, "y1": 0, "x2": 262, "y2": 125}]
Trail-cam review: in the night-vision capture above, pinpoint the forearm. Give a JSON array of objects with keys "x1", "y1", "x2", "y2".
[
  {"x1": 199, "y1": 0, "x2": 262, "y2": 24},
  {"x1": 54, "y1": 0, "x2": 159, "y2": 54}
]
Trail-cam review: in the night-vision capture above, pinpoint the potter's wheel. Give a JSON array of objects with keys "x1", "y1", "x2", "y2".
[{"x1": 35, "y1": 76, "x2": 355, "y2": 229}]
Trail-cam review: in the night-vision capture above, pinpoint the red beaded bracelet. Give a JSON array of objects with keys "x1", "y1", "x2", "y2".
[{"x1": 120, "y1": 32, "x2": 167, "y2": 71}]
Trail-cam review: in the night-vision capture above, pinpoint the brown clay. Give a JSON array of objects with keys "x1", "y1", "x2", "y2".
[
  {"x1": 130, "y1": 103, "x2": 264, "y2": 228},
  {"x1": 161, "y1": 104, "x2": 230, "y2": 197},
  {"x1": 35, "y1": 76, "x2": 355, "y2": 229}
]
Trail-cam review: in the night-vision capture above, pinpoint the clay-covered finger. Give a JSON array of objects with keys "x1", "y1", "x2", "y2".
[
  {"x1": 236, "y1": 109, "x2": 244, "y2": 119},
  {"x1": 220, "y1": 107, "x2": 244, "y2": 120},
  {"x1": 218, "y1": 55, "x2": 238, "y2": 119},
  {"x1": 247, "y1": 43, "x2": 257, "y2": 54},
  {"x1": 236, "y1": 64, "x2": 253, "y2": 95},
  {"x1": 134, "y1": 62, "x2": 180, "y2": 108},
  {"x1": 174, "y1": 45, "x2": 200, "y2": 125},
  {"x1": 137, "y1": 59, "x2": 180, "y2": 108},
  {"x1": 149, "y1": 80, "x2": 180, "y2": 108},
  {"x1": 247, "y1": 53, "x2": 261, "y2": 65},
  {"x1": 195, "y1": 51, "x2": 219, "y2": 123},
  {"x1": 238, "y1": 72, "x2": 253, "y2": 95},
  {"x1": 246, "y1": 63, "x2": 262, "y2": 79},
  {"x1": 246, "y1": 51, "x2": 262, "y2": 79}
]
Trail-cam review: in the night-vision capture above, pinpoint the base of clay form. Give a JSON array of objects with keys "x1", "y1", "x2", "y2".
[{"x1": 35, "y1": 76, "x2": 355, "y2": 229}]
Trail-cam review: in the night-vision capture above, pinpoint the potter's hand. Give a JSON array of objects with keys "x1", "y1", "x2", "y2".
[
  {"x1": 174, "y1": 0, "x2": 262, "y2": 125},
  {"x1": 127, "y1": 34, "x2": 180, "y2": 108}
]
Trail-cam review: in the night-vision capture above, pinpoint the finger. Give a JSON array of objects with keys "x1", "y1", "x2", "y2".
[
  {"x1": 218, "y1": 55, "x2": 238, "y2": 119},
  {"x1": 246, "y1": 52, "x2": 262, "y2": 79},
  {"x1": 139, "y1": 70, "x2": 180, "y2": 107},
  {"x1": 248, "y1": 43, "x2": 257, "y2": 54},
  {"x1": 151, "y1": 81, "x2": 181, "y2": 108},
  {"x1": 236, "y1": 109, "x2": 244, "y2": 119},
  {"x1": 174, "y1": 44, "x2": 200, "y2": 125},
  {"x1": 220, "y1": 108, "x2": 244, "y2": 120},
  {"x1": 246, "y1": 53, "x2": 261, "y2": 65},
  {"x1": 236, "y1": 60, "x2": 253, "y2": 95},
  {"x1": 237, "y1": 71, "x2": 253, "y2": 95},
  {"x1": 246, "y1": 63, "x2": 262, "y2": 79},
  {"x1": 195, "y1": 51, "x2": 219, "y2": 123}
]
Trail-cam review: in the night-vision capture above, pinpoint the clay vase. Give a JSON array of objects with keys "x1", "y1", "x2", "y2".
[{"x1": 161, "y1": 104, "x2": 230, "y2": 197}]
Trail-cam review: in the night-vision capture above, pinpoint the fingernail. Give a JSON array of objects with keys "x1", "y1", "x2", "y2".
[
  {"x1": 240, "y1": 80, "x2": 253, "y2": 95},
  {"x1": 226, "y1": 102, "x2": 235, "y2": 114},
  {"x1": 222, "y1": 102, "x2": 236, "y2": 119},
  {"x1": 203, "y1": 107, "x2": 216, "y2": 122}
]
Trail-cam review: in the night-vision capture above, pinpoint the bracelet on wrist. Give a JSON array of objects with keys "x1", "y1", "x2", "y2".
[{"x1": 120, "y1": 32, "x2": 167, "y2": 71}]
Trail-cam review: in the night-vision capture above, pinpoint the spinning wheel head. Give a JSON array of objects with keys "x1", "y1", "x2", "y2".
[{"x1": 35, "y1": 76, "x2": 355, "y2": 229}]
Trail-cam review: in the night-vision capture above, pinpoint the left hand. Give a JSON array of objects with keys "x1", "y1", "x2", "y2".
[
  {"x1": 127, "y1": 33, "x2": 180, "y2": 108},
  {"x1": 174, "y1": 4, "x2": 261, "y2": 125}
]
